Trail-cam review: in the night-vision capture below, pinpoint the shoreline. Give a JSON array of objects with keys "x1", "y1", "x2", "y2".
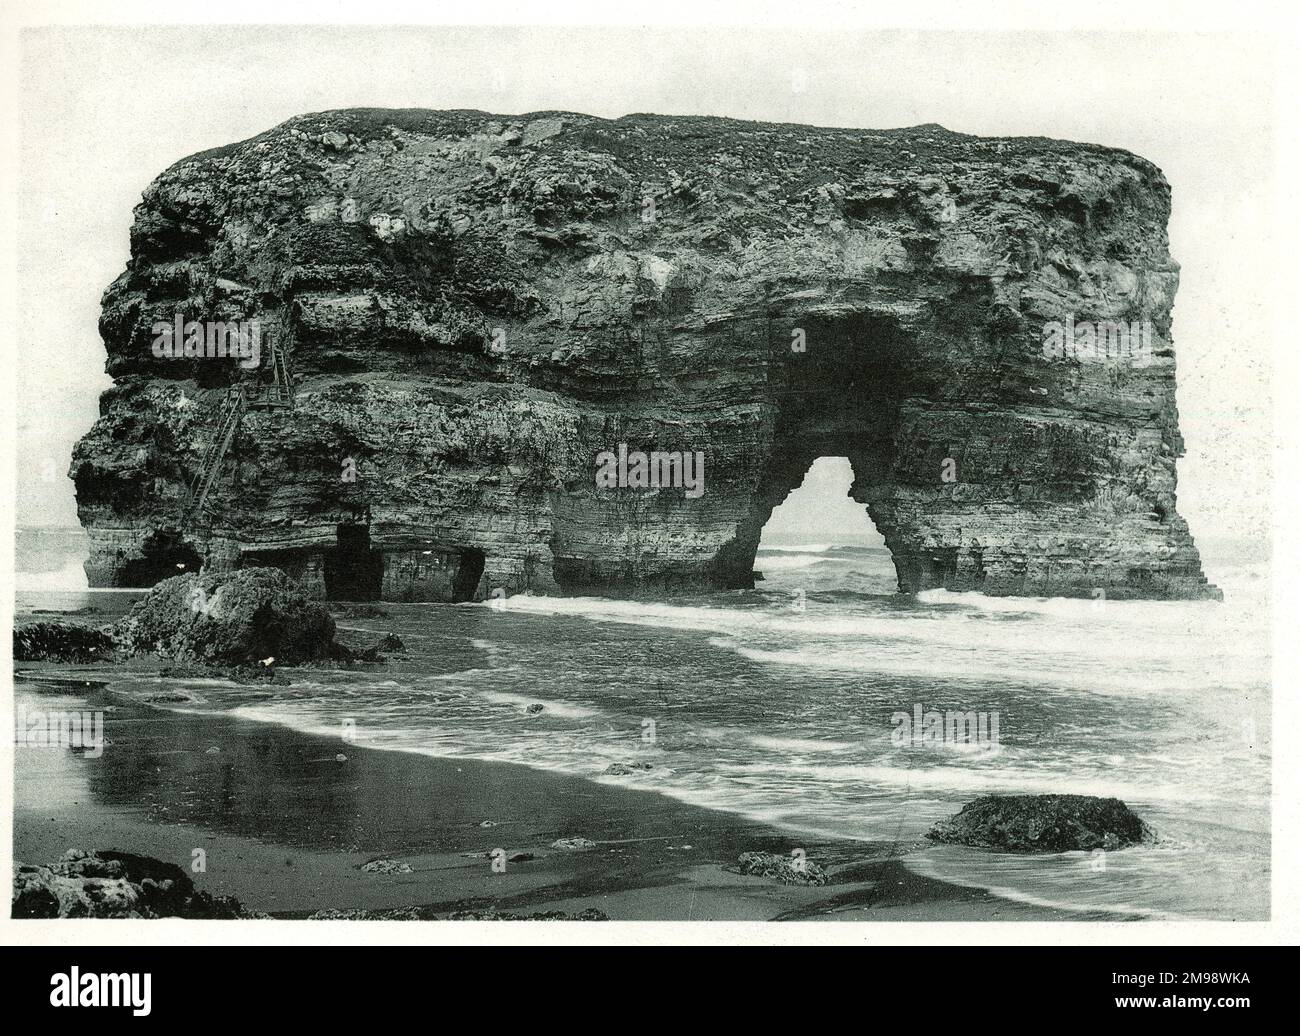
[{"x1": 11, "y1": 664, "x2": 1111, "y2": 921}]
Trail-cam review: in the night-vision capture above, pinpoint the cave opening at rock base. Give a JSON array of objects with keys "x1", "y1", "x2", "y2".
[{"x1": 323, "y1": 523, "x2": 384, "y2": 601}]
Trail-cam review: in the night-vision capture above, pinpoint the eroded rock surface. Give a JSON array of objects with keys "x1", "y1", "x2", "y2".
[
  {"x1": 12, "y1": 849, "x2": 258, "y2": 919},
  {"x1": 72, "y1": 109, "x2": 1217, "y2": 600},
  {"x1": 115, "y1": 566, "x2": 338, "y2": 665}
]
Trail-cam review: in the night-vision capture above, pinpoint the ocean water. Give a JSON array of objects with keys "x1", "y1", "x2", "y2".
[{"x1": 13, "y1": 529, "x2": 1271, "y2": 919}]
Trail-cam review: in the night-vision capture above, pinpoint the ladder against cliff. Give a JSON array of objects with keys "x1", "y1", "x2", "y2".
[
  {"x1": 245, "y1": 337, "x2": 295, "y2": 410},
  {"x1": 268, "y1": 338, "x2": 295, "y2": 409},
  {"x1": 185, "y1": 386, "x2": 248, "y2": 518},
  {"x1": 184, "y1": 340, "x2": 294, "y2": 521}
]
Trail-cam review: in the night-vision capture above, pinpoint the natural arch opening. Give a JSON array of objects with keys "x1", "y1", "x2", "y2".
[
  {"x1": 706, "y1": 312, "x2": 912, "y2": 593},
  {"x1": 451, "y1": 548, "x2": 486, "y2": 602},
  {"x1": 754, "y1": 457, "x2": 895, "y2": 591},
  {"x1": 324, "y1": 523, "x2": 383, "y2": 601}
]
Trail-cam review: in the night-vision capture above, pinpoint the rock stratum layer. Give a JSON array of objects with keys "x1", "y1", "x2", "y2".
[{"x1": 72, "y1": 109, "x2": 1218, "y2": 601}]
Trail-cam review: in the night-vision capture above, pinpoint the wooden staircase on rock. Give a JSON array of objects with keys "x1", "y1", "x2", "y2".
[{"x1": 183, "y1": 339, "x2": 296, "y2": 523}]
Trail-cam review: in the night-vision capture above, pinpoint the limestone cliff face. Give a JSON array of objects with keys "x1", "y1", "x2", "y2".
[{"x1": 71, "y1": 109, "x2": 1218, "y2": 601}]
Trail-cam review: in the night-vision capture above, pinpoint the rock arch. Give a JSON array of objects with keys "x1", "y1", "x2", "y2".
[{"x1": 72, "y1": 109, "x2": 1218, "y2": 600}]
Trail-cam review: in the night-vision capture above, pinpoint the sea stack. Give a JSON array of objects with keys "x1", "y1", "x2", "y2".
[{"x1": 71, "y1": 110, "x2": 1217, "y2": 601}]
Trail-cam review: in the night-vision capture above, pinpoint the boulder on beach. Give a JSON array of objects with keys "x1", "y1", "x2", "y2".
[
  {"x1": 12, "y1": 849, "x2": 260, "y2": 919},
  {"x1": 114, "y1": 567, "x2": 338, "y2": 666},
  {"x1": 13, "y1": 620, "x2": 115, "y2": 663},
  {"x1": 927, "y1": 794, "x2": 1153, "y2": 852}
]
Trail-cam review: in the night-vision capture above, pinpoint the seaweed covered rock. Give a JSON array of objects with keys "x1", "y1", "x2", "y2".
[
  {"x1": 602, "y1": 761, "x2": 654, "y2": 775},
  {"x1": 307, "y1": 907, "x2": 425, "y2": 920},
  {"x1": 443, "y1": 907, "x2": 609, "y2": 921},
  {"x1": 736, "y1": 850, "x2": 828, "y2": 886},
  {"x1": 13, "y1": 621, "x2": 115, "y2": 663},
  {"x1": 927, "y1": 794, "x2": 1152, "y2": 852},
  {"x1": 549, "y1": 837, "x2": 597, "y2": 851},
  {"x1": 114, "y1": 566, "x2": 337, "y2": 666},
  {"x1": 359, "y1": 858, "x2": 412, "y2": 874},
  {"x1": 12, "y1": 849, "x2": 259, "y2": 919}
]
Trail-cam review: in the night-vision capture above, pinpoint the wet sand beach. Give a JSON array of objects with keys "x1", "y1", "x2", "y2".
[{"x1": 12, "y1": 668, "x2": 1094, "y2": 921}]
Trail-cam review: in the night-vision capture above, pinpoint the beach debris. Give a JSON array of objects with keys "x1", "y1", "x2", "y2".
[
  {"x1": 260, "y1": 656, "x2": 275, "y2": 667},
  {"x1": 525, "y1": 703, "x2": 545, "y2": 715},
  {"x1": 308, "y1": 907, "x2": 424, "y2": 920},
  {"x1": 359, "y1": 858, "x2": 412, "y2": 874},
  {"x1": 204, "y1": 746, "x2": 221, "y2": 754},
  {"x1": 479, "y1": 820, "x2": 498, "y2": 828},
  {"x1": 926, "y1": 794, "x2": 1153, "y2": 852},
  {"x1": 602, "y1": 762, "x2": 655, "y2": 776},
  {"x1": 444, "y1": 907, "x2": 608, "y2": 921},
  {"x1": 334, "y1": 753, "x2": 348, "y2": 762},
  {"x1": 13, "y1": 621, "x2": 115, "y2": 663},
  {"x1": 549, "y1": 837, "x2": 597, "y2": 851},
  {"x1": 12, "y1": 849, "x2": 262, "y2": 919},
  {"x1": 736, "y1": 851, "x2": 828, "y2": 886}
]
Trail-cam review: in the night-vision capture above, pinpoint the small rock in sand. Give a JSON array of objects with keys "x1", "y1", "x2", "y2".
[
  {"x1": 550, "y1": 837, "x2": 597, "y2": 851},
  {"x1": 360, "y1": 858, "x2": 412, "y2": 874}
]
